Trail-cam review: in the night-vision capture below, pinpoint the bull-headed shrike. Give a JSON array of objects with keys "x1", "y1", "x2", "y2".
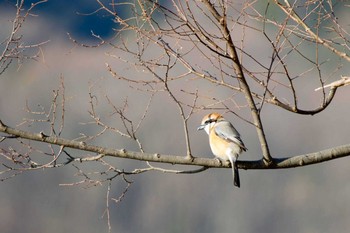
[{"x1": 198, "y1": 113, "x2": 247, "y2": 188}]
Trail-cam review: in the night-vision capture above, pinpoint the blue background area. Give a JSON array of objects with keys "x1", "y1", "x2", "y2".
[{"x1": 1, "y1": 0, "x2": 120, "y2": 40}]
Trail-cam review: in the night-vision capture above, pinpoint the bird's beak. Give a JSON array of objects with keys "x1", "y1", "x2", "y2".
[{"x1": 197, "y1": 125, "x2": 205, "y2": 131}]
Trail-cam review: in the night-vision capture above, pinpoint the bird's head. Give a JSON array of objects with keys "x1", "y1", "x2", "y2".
[{"x1": 197, "y1": 112, "x2": 224, "y2": 134}]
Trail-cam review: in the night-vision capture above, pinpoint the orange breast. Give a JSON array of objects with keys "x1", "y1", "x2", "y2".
[{"x1": 209, "y1": 127, "x2": 242, "y2": 161}]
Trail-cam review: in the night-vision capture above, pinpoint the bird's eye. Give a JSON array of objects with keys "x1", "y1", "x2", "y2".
[{"x1": 205, "y1": 119, "x2": 214, "y2": 124}]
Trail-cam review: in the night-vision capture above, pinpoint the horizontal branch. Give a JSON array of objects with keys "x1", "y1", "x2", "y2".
[
  {"x1": 1, "y1": 119, "x2": 349, "y2": 170},
  {"x1": 241, "y1": 145, "x2": 350, "y2": 169}
]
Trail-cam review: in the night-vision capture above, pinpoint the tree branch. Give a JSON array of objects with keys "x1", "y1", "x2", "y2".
[
  {"x1": 201, "y1": 0, "x2": 273, "y2": 163},
  {"x1": 275, "y1": 0, "x2": 350, "y2": 63},
  {"x1": 1, "y1": 119, "x2": 349, "y2": 170}
]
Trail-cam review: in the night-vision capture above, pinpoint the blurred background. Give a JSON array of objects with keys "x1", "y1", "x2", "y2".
[{"x1": 1, "y1": 1, "x2": 350, "y2": 233}]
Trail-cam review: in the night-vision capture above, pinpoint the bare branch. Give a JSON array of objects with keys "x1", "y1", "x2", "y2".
[
  {"x1": 0, "y1": 0, "x2": 49, "y2": 75},
  {"x1": 274, "y1": 0, "x2": 350, "y2": 63},
  {"x1": 1, "y1": 119, "x2": 349, "y2": 170},
  {"x1": 315, "y1": 76, "x2": 350, "y2": 91}
]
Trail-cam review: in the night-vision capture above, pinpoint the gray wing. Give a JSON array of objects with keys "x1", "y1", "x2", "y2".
[{"x1": 214, "y1": 121, "x2": 247, "y2": 151}]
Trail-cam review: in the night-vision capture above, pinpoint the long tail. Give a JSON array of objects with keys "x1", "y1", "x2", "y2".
[
  {"x1": 233, "y1": 162, "x2": 240, "y2": 188},
  {"x1": 228, "y1": 155, "x2": 240, "y2": 188}
]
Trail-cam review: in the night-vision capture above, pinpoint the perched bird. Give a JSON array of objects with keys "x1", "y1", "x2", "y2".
[{"x1": 197, "y1": 113, "x2": 247, "y2": 187}]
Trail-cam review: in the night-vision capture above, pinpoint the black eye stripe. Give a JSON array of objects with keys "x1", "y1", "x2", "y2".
[{"x1": 205, "y1": 119, "x2": 215, "y2": 124}]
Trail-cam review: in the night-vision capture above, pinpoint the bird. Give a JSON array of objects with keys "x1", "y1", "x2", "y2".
[{"x1": 197, "y1": 113, "x2": 247, "y2": 187}]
